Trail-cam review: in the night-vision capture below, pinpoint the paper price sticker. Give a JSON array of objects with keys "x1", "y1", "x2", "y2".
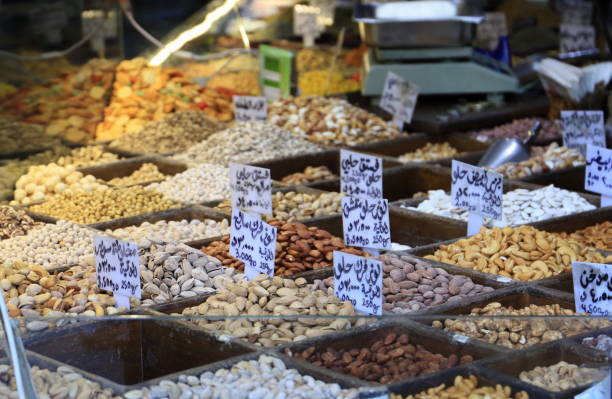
[
  {"x1": 342, "y1": 197, "x2": 391, "y2": 250},
  {"x1": 451, "y1": 160, "x2": 503, "y2": 220},
  {"x1": 562, "y1": 110, "x2": 605, "y2": 155},
  {"x1": 561, "y1": 0, "x2": 593, "y2": 25},
  {"x1": 230, "y1": 163, "x2": 272, "y2": 215},
  {"x1": 230, "y1": 209, "x2": 277, "y2": 280},
  {"x1": 333, "y1": 251, "x2": 382, "y2": 315},
  {"x1": 94, "y1": 236, "x2": 141, "y2": 309},
  {"x1": 233, "y1": 96, "x2": 267, "y2": 122},
  {"x1": 572, "y1": 261, "x2": 612, "y2": 316},
  {"x1": 380, "y1": 71, "x2": 419, "y2": 126},
  {"x1": 560, "y1": 24, "x2": 596, "y2": 53},
  {"x1": 340, "y1": 149, "x2": 383, "y2": 199},
  {"x1": 585, "y1": 145, "x2": 612, "y2": 200},
  {"x1": 293, "y1": 5, "x2": 323, "y2": 37}
]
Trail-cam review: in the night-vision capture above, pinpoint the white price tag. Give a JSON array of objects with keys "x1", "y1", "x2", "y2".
[
  {"x1": 380, "y1": 71, "x2": 420, "y2": 125},
  {"x1": 575, "y1": 371, "x2": 611, "y2": 399},
  {"x1": 476, "y1": 12, "x2": 508, "y2": 50},
  {"x1": 230, "y1": 163, "x2": 272, "y2": 215},
  {"x1": 572, "y1": 261, "x2": 612, "y2": 316},
  {"x1": 560, "y1": 0, "x2": 593, "y2": 25},
  {"x1": 293, "y1": 4, "x2": 323, "y2": 44},
  {"x1": 562, "y1": 111, "x2": 606, "y2": 155},
  {"x1": 94, "y1": 236, "x2": 141, "y2": 309},
  {"x1": 560, "y1": 24, "x2": 596, "y2": 53},
  {"x1": 451, "y1": 160, "x2": 503, "y2": 235},
  {"x1": 585, "y1": 145, "x2": 612, "y2": 205},
  {"x1": 342, "y1": 197, "x2": 391, "y2": 250},
  {"x1": 340, "y1": 150, "x2": 383, "y2": 199},
  {"x1": 230, "y1": 209, "x2": 277, "y2": 280},
  {"x1": 233, "y1": 96, "x2": 267, "y2": 122},
  {"x1": 333, "y1": 251, "x2": 382, "y2": 315}
]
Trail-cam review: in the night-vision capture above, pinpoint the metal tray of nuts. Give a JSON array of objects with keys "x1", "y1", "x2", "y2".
[{"x1": 279, "y1": 319, "x2": 505, "y2": 387}]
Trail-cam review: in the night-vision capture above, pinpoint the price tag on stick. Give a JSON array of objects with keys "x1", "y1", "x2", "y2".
[
  {"x1": 230, "y1": 163, "x2": 272, "y2": 215},
  {"x1": 572, "y1": 261, "x2": 612, "y2": 316},
  {"x1": 233, "y1": 95, "x2": 267, "y2": 122},
  {"x1": 380, "y1": 71, "x2": 420, "y2": 128},
  {"x1": 340, "y1": 149, "x2": 383, "y2": 199},
  {"x1": 562, "y1": 111, "x2": 606, "y2": 155},
  {"x1": 342, "y1": 197, "x2": 391, "y2": 250},
  {"x1": 333, "y1": 251, "x2": 382, "y2": 315},
  {"x1": 230, "y1": 209, "x2": 277, "y2": 280},
  {"x1": 451, "y1": 160, "x2": 503, "y2": 236},
  {"x1": 559, "y1": 24, "x2": 596, "y2": 53},
  {"x1": 585, "y1": 145, "x2": 612, "y2": 207},
  {"x1": 94, "y1": 236, "x2": 141, "y2": 310}
]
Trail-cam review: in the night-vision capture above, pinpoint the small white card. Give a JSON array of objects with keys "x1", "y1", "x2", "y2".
[
  {"x1": 380, "y1": 71, "x2": 420, "y2": 125},
  {"x1": 562, "y1": 110, "x2": 606, "y2": 155},
  {"x1": 94, "y1": 236, "x2": 141, "y2": 309},
  {"x1": 342, "y1": 197, "x2": 391, "y2": 250},
  {"x1": 572, "y1": 261, "x2": 612, "y2": 316},
  {"x1": 560, "y1": 24, "x2": 596, "y2": 53},
  {"x1": 451, "y1": 160, "x2": 503, "y2": 220},
  {"x1": 340, "y1": 149, "x2": 383, "y2": 199},
  {"x1": 233, "y1": 96, "x2": 267, "y2": 122},
  {"x1": 333, "y1": 251, "x2": 382, "y2": 315},
  {"x1": 585, "y1": 145, "x2": 612, "y2": 202},
  {"x1": 229, "y1": 163, "x2": 272, "y2": 215},
  {"x1": 230, "y1": 209, "x2": 277, "y2": 280},
  {"x1": 561, "y1": 0, "x2": 593, "y2": 25}
]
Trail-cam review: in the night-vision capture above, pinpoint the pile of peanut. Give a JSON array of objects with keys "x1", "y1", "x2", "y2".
[
  {"x1": 391, "y1": 375, "x2": 529, "y2": 399},
  {"x1": 201, "y1": 220, "x2": 366, "y2": 276},
  {"x1": 281, "y1": 166, "x2": 338, "y2": 185},
  {"x1": 289, "y1": 332, "x2": 474, "y2": 384},
  {"x1": 425, "y1": 226, "x2": 612, "y2": 281},
  {"x1": 554, "y1": 221, "x2": 612, "y2": 251},
  {"x1": 519, "y1": 361, "x2": 606, "y2": 392},
  {"x1": 433, "y1": 302, "x2": 611, "y2": 349}
]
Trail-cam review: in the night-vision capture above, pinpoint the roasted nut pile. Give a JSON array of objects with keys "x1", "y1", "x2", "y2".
[
  {"x1": 125, "y1": 355, "x2": 361, "y2": 399},
  {"x1": 289, "y1": 332, "x2": 474, "y2": 384},
  {"x1": 107, "y1": 163, "x2": 168, "y2": 187},
  {"x1": 30, "y1": 186, "x2": 177, "y2": 224},
  {"x1": 312, "y1": 254, "x2": 494, "y2": 313},
  {"x1": 425, "y1": 225, "x2": 611, "y2": 281},
  {"x1": 139, "y1": 240, "x2": 244, "y2": 305},
  {"x1": 554, "y1": 221, "x2": 612, "y2": 251},
  {"x1": 298, "y1": 69, "x2": 360, "y2": 96},
  {"x1": 1, "y1": 264, "x2": 121, "y2": 324},
  {"x1": 107, "y1": 218, "x2": 230, "y2": 243},
  {"x1": 398, "y1": 142, "x2": 461, "y2": 163},
  {"x1": 582, "y1": 334, "x2": 612, "y2": 357},
  {"x1": 281, "y1": 166, "x2": 338, "y2": 185},
  {"x1": 0, "y1": 118, "x2": 61, "y2": 154},
  {"x1": 403, "y1": 186, "x2": 595, "y2": 227},
  {"x1": 109, "y1": 110, "x2": 223, "y2": 154},
  {"x1": 391, "y1": 375, "x2": 529, "y2": 399},
  {"x1": 0, "y1": 365, "x2": 122, "y2": 399},
  {"x1": 180, "y1": 275, "x2": 367, "y2": 347},
  {"x1": 202, "y1": 220, "x2": 367, "y2": 276},
  {"x1": 215, "y1": 191, "x2": 344, "y2": 222},
  {"x1": 269, "y1": 97, "x2": 400, "y2": 146},
  {"x1": 433, "y1": 302, "x2": 611, "y2": 349},
  {"x1": 11, "y1": 164, "x2": 107, "y2": 205},
  {"x1": 0, "y1": 146, "x2": 73, "y2": 202},
  {"x1": 55, "y1": 146, "x2": 121, "y2": 168},
  {"x1": 471, "y1": 118, "x2": 560, "y2": 143},
  {"x1": 0, "y1": 220, "x2": 95, "y2": 268},
  {"x1": 172, "y1": 122, "x2": 323, "y2": 167},
  {"x1": 148, "y1": 163, "x2": 230, "y2": 203},
  {"x1": 0, "y1": 205, "x2": 42, "y2": 239},
  {"x1": 519, "y1": 361, "x2": 606, "y2": 392},
  {"x1": 493, "y1": 143, "x2": 584, "y2": 178}
]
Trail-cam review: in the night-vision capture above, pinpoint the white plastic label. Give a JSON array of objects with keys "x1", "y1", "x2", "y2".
[
  {"x1": 230, "y1": 209, "x2": 277, "y2": 280},
  {"x1": 562, "y1": 110, "x2": 606, "y2": 155},
  {"x1": 229, "y1": 163, "x2": 272, "y2": 215},
  {"x1": 572, "y1": 261, "x2": 612, "y2": 316},
  {"x1": 451, "y1": 160, "x2": 503, "y2": 220},
  {"x1": 333, "y1": 251, "x2": 382, "y2": 315},
  {"x1": 380, "y1": 71, "x2": 420, "y2": 125},
  {"x1": 560, "y1": 24, "x2": 595, "y2": 53},
  {"x1": 585, "y1": 145, "x2": 612, "y2": 201},
  {"x1": 340, "y1": 149, "x2": 383, "y2": 199},
  {"x1": 575, "y1": 371, "x2": 611, "y2": 399},
  {"x1": 342, "y1": 197, "x2": 391, "y2": 250},
  {"x1": 561, "y1": 0, "x2": 593, "y2": 25},
  {"x1": 233, "y1": 96, "x2": 267, "y2": 122},
  {"x1": 94, "y1": 236, "x2": 141, "y2": 309}
]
